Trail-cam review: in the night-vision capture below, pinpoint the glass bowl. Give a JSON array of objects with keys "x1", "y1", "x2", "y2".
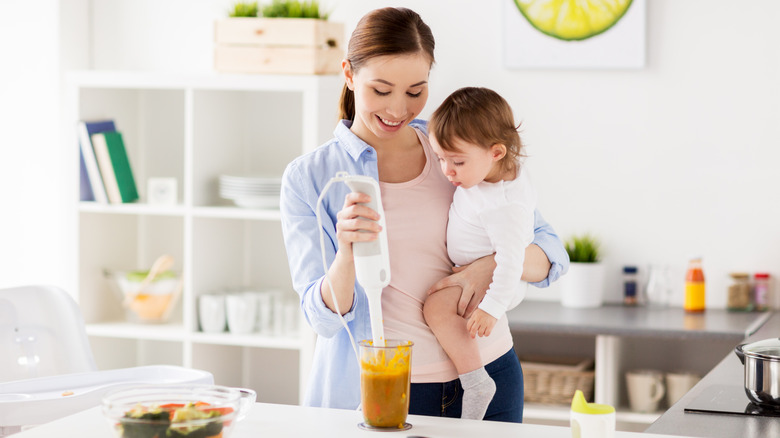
[
  {"x1": 102, "y1": 384, "x2": 256, "y2": 438},
  {"x1": 105, "y1": 269, "x2": 183, "y2": 323}
]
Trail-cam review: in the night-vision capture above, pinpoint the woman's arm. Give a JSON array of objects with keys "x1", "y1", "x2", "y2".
[
  {"x1": 427, "y1": 209, "x2": 568, "y2": 318},
  {"x1": 281, "y1": 163, "x2": 378, "y2": 337}
]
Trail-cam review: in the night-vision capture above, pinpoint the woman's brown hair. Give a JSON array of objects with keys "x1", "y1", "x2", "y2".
[
  {"x1": 429, "y1": 87, "x2": 524, "y2": 177},
  {"x1": 339, "y1": 7, "x2": 435, "y2": 121}
]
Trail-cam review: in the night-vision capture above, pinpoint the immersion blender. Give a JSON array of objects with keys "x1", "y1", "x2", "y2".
[{"x1": 344, "y1": 175, "x2": 391, "y2": 346}]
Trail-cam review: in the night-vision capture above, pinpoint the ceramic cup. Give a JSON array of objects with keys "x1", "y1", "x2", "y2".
[
  {"x1": 198, "y1": 293, "x2": 226, "y2": 333},
  {"x1": 255, "y1": 290, "x2": 274, "y2": 334},
  {"x1": 626, "y1": 369, "x2": 665, "y2": 413},
  {"x1": 226, "y1": 292, "x2": 259, "y2": 334},
  {"x1": 665, "y1": 371, "x2": 700, "y2": 407}
]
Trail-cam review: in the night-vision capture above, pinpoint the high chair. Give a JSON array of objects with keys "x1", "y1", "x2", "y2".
[
  {"x1": 0, "y1": 285, "x2": 213, "y2": 435},
  {"x1": 0, "y1": 285, "x2": 96, "y2": 382}
]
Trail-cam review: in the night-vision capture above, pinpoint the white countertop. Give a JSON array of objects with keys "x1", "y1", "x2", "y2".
[{"x1": 13, "y1": 402, "x2": 695, "y2": 438}]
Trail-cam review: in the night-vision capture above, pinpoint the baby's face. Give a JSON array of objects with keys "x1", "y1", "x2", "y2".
[{"x1": 429, "y1": 136, "x2": 502, "y2": 189}]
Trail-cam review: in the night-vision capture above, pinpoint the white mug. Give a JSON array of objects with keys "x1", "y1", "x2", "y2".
[
  {"x1": 255, "y1": 290, "x2": 274, "y2": 334},
  {"x1": 198, "y1": 293, "x2": 226, "y2": 333},
  {"x1": 226, "y1": 293, "x2": 259, "y2": 334},
  {"x1": 626, "y1": 369, "x2": 665, "y2": 412},
  {"x1": 665, "y1": 371, "x2": 700, "y2": 407}
]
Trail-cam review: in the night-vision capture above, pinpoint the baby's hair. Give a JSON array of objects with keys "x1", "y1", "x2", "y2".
[
  {"x1": 339, "y1": 7, "x2": 435, "y2": 121},
  {"x1": 429, "y1": 87, "x2": 524, "y2": 176}
]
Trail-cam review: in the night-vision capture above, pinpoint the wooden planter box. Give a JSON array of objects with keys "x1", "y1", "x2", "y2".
[{"x1": 214, "y1": 18, "x2": 345, "y2": 75}]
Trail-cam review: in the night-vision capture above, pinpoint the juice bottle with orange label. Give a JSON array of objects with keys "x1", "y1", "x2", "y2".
[{"x1": 684, "y1": 257, "x2": 706, "y2": 313}]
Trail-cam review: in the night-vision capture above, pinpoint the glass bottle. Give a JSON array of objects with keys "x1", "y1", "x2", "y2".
[
  {"x1": 753, "y1": 273, "x2": 771, "y2": 311},
  {"x1": 623, "y1": 266, "x2": 639, "y2": 306},
  {"x1": 684, "y1": 257, "x2": 706, "y2": 313}
]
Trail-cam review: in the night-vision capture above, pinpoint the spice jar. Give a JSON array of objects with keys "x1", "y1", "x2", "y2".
[
  {"x1": 753, "y1": 273, "x2": 771, "y2": 311},
  {"x1": 727, "y1": 272, "x2": 751, "y2": 311},
  {"x1": 623, "y1": 266, "x2": 639, "y2": 306}
]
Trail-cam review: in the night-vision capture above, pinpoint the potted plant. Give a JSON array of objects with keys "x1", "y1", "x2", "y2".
[
  {"x1": 561, "y1": 234, "x2": 606, "y2": 308},
  {"x1": 214, "y1": 1, "x2": 345, "y2": 75}
]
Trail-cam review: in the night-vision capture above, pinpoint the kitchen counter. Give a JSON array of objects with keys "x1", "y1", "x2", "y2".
[
  {"x1": 13, "y1": 401, "x2": 696, "y2": 438},
  {"x1": 507, "y1": 301, "x2": 770, "y2": 340},
  {"x1": 646, "y1": 312, "x2": 780, "y2": 438},
  {"x1": 506, "y1": 301, "x2": 771, "y2": 420}
]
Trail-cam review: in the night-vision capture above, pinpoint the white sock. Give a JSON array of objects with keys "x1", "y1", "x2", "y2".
[{"x1": 459, "y1": 367, "x2": 496, "y2": 420}]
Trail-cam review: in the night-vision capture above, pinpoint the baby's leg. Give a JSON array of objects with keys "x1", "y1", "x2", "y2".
[
  {"x1": 423, "y1": 286, "x2": 482, "y2": 374},
  {"x1": 423, "y1": 286, "x2": 496, "y2": 420}
]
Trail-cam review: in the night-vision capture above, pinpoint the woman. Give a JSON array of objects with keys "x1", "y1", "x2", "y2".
[{"x1": 280, "y1": 7, "x2": 568, "y2": 422}]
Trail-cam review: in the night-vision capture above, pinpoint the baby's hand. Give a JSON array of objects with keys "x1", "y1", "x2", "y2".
[{"x1": 467, "y1": 309, "x2": 497, "y2": 338}]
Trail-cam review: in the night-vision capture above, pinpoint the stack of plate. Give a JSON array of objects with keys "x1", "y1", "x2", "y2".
[{"x1": 219, "y1": 175, "x2": 282, "y2": 209}]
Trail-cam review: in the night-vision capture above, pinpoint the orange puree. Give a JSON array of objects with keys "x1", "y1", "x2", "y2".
[{"x1": 359, "y1": 340, "x2": 412, "y2": 428}]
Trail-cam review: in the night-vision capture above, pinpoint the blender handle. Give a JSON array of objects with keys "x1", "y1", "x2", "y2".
[{"x1": 734, "y1": 344, "x2": 746, "y2": 365}]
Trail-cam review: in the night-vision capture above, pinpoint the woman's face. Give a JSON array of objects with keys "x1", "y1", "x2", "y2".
[{"x1": 344, "y1": 53, "x2": 430, "y2": 144}]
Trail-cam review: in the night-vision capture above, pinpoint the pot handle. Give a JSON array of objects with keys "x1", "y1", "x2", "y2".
[{"x1": 734, "y1": 344, "x2": 746, "y2": 365}]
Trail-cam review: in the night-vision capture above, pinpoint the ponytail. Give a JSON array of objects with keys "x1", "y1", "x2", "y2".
[{"x1": 339, "y1": 84, "x2": 355, "y2": 121}]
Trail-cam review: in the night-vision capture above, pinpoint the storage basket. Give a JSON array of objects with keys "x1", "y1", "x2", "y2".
[{"x1": 520, "y1": 355, "x2": 595, "y2": 405}]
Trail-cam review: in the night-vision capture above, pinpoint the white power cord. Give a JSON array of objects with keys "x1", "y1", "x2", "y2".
[{"x1": 315, "y1": 171, "x2": 361, "y2": 363}]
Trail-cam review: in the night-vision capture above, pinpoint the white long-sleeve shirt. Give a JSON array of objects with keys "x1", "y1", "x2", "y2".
[{"x1": 446, "y1": 167, "x2": 537, "y2": 319}]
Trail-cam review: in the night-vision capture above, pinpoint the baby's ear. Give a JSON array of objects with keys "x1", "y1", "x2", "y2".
[{"x1": 491, "y1": 143, "x2": 507, "y2": 161}]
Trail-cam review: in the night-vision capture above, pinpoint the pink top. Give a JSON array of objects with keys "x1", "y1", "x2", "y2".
[{"x1": 380, "y1": 129, "x2": 514, "y2": 383}]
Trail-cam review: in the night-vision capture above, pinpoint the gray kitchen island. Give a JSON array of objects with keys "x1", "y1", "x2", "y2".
[{"x1": 506, "y1": 301, "x2": 772, "y2": 431}]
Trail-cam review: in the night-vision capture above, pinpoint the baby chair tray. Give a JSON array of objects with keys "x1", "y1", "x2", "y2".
[{"x1": 0, "y1": 365, "x2": 213, "y2": 428}]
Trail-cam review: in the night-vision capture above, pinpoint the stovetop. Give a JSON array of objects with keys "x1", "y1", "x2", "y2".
[{"x1": 685, "y1": 384, "x2": 780, "y2": 418}]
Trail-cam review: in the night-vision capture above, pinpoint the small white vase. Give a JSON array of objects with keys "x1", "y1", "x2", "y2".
[{"x1": 561, "y1": 262, "x2": 605, "y2": 308}]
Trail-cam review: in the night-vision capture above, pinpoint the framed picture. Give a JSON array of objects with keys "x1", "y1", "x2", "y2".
[{"x1": 503, "y1": 0, "x2": 646, "y2": 69}]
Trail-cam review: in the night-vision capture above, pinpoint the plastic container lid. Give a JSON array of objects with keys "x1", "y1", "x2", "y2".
[
  {"x1": 571, "y1": 389, "x2": 615, "y2": 415},
  {"x1": 623, "y1": 266, "x2": 638, "y2": 274},
  {"x1": 754, "y1": 272, "x2": 770, "y2": 279}
]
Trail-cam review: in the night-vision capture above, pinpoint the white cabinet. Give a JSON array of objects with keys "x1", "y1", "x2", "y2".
[{"x1": 65, "y1": 71, "x2": 343, "y2": 404}]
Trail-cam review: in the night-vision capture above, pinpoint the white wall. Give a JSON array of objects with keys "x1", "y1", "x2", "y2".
[
  {"x1": 2, "y1": 0, "x2": 779, "y2": 308},
  {"x1": 0, "y1": 1, "x2": 71, "y2": 290}
]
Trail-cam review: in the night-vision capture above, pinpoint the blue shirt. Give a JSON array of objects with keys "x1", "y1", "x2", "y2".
[{"x1": 280, "y1": 119, "x2": 569, "y2": 410}]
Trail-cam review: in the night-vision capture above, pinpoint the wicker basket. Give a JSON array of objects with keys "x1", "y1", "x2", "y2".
[{"x1": 520, "y1": 355, "x2": 595, "y2": 405}]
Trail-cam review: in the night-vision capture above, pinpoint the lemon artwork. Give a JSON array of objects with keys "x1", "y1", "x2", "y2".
[{"x1": 514, "y1": 0, "x2": 634, "y2": 41}]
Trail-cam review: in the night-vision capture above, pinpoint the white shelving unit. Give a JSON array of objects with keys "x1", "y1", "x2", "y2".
[{"x1": 65, "y1": 70, "x2": 343, "y2": 405}]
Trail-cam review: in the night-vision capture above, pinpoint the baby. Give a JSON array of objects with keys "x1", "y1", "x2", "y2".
[{"x1": 424, "y1": 87, "x2": 536, "y2": 420}]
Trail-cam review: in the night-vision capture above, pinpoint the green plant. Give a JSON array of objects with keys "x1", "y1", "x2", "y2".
[
  {"x1": 565, "y1": 234, "x2": 601, "y2": 263},
  {"x1": 229, "y1": 1, "x2": 259, "y2": 17},
  {"x1": 261, "y1": 0, "x2": 328, "y2": 19}
]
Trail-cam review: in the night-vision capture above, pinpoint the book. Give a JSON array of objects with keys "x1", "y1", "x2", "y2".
[
  {"x1": 78, "y1": 148, "x2": 94, "y2": 201},
  {"x1": 78, "y1": 120, "x2": 116, "y2": 204},
  {"x1": 91, "y1": 131, "x2": 139, "y2": 204}
]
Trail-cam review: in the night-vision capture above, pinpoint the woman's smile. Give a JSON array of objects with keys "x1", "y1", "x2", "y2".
[{"x1": 377, "y1": 115, "x2": 405, "y2": 129}]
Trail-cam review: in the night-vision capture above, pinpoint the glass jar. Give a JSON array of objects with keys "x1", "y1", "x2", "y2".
[
  {"x1": 623, "y1": 266, "x2": 639, "y2": 306},
  {"x1": 726, "y1": 272, "x2": 751, "y2": 311},
  {"x1": 645, "y1": 264, "x2": 671, "y2": 308},
  {"x1": 753, "y1": 273, "x2": 771, "y2": 311}
]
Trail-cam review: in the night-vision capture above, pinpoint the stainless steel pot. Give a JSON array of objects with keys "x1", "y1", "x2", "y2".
[{"x1": 734, "y1": 338, "x2": 780, "y2": 406}]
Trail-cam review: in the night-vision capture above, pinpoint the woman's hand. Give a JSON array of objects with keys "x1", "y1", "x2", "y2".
[
  {"x1": 467, "y1": 309, "x2": 498, "y2": 338},
  {"x1": 321, "y1": 192, "x2": 383, "y2": 315},
  {"x1": 335, "y1": 192, "x2": 382, "y2": 255},
  {"x1": 427, "y1": 244, "x2": 552, "y2": 318},
  {"x1": 428, "y1": 255, "x2": 496, "y2": 318}
]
